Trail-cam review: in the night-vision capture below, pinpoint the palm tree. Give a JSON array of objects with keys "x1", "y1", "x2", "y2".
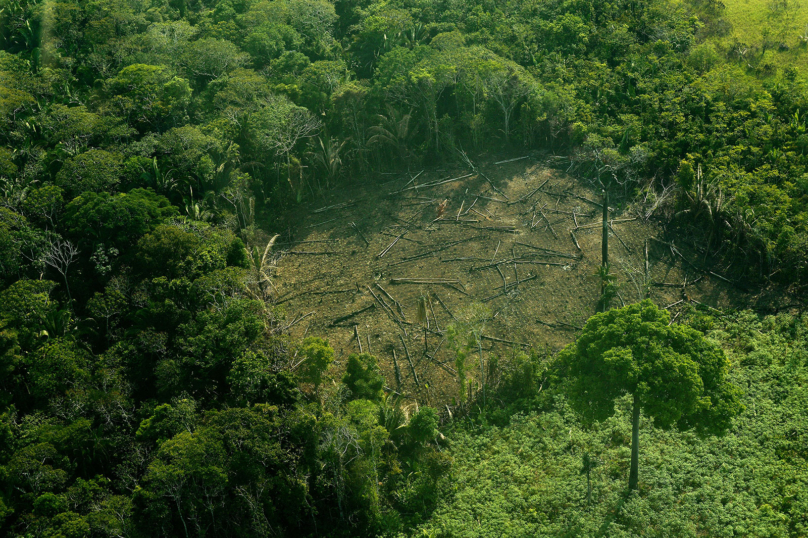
[
  {"x1": 368, "y1": 105, "x2": 416, "y2": 168},
  {"x1": 311, "y1": 136, "x2": 348, "y2": 190},
  {"x1": 675, "y1": 165, "x2": 731, "y2": 261},
  {"x1": 244, "y1": 235, "x2": 279, "y2": 302}
]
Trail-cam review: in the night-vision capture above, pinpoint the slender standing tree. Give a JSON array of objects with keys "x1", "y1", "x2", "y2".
[
  {"x1": 558, "y1": 300, "x2": 743, "y2": 491},
  {"x1": 43, "y1": 238, "x2": 78, "y2": 302}
]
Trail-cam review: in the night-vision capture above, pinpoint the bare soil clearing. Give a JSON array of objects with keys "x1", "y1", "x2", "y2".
[{"x1": 271, "y1": 159, "x2": 748, "y2": 408}]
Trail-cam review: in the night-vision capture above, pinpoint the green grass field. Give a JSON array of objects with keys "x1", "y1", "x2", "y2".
[{"x1": 717, "y1": 0, "x2": 808, "y2": 71}]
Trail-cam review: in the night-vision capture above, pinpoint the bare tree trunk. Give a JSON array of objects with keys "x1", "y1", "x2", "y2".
[
  {"x1": 629, "y1": 391, "x2": 640, "y2": 491},
  {"x1": 602, "y1": 190, "x2": 609, "y2": 273}
]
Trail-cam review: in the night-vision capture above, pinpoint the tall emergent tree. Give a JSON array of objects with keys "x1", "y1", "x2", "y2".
[{"x1": 558, "y1": 300, "x2": 743, "y2": 491}]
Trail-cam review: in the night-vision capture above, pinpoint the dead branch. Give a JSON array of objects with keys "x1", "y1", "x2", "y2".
[
  {"x1": 308, "y1": 217, "x2": 339, "y2": 228},
  {"x1": 400, "y1": 334, "x2": 420, "y2": 387},
  {"x1": 475, "y1": 194, "x2": 508, "y2": 203},
  {"x1": 392, "y1": 349, "x2": 402, "y2": 386},
  {"x1": 390, "y1": 237, "x2": 479, "y2": 266},
  {"x1": 481, "y1": 274, "x2": 538, "y2": 301},
  {"x1": 608, "y1": 222, "x2": 631, "y2": 252},
  {"x1": 375, "y1": 283, "x2": 406, "y2": 319},
  {"x1": 349, "y1": 222, "x2": 370, "y2": 245},
  {"x1": 313, "y1": 201, "x2": 355, "y2": 214},
  {"x1": 284, "y1": 311, "x2": 315, "y2": 331},
  {"x1": 480, "y1": 334, "x2": 530, "y2": 347},
  {"x1": 570, "y1": 230, "x2": 581, "y2": 252},
  {"x1": 467, "y1": 225, "x2": 518, "y2": 233},
  {"x1": 495, "y1": 264, "x2": 508, "y2": 291},
  {"x1": 390, "y1": 172, "x2": 474, "y2": 194},
  {"x1": 355, "y1": 326, "x2": 363, "y2": 352},
  {"x1": 495, "y1": 156, "x2": 530, "y2": 165},
  {"x1": 427, "y1": 293, "x2": 441, "y2": 332},
  {"x1": 433, "y1": 293, "x2": 457, "y2": 320},
  {"x1": 511, "y1": 179, "x2": 549, "y2": 205},
  {"x1": 380, "y1": 232, "x2": 422, "y2": 244},
  {"x1": 574, "y1": 217, "x2": 637, "y2": 230},
  {"x1": 330, "y1": 303, "x2": 376, "y2": 326},
  {"x1": 564, "y1": 190, "x2": 602, "y2": 208},
  {"x1": 537, "y1": 205, "x2": 558, "y2": 239},
  {"x1": 378, "y1": 231, "x2": 407, "y2": 258},
  {"x1": 401, "y1": 170, "x2": 424, "y2": 189},
  {"x1": 390, "y1": 278, "x2": 462, "y2": 285}
]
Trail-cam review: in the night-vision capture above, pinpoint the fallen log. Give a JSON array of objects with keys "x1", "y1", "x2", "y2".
[
  {"x1": 390, "y1": 172, "x2": 474, "y2": 194},
  {"x1": 511, "y1": 178, "x2": 549, "y2": 205},
  {"x1": 494, "y1": 155, "x2": 530, "y2": 164},
  {"x1": 350, "y1": 222, "x2": 370, "y2": 245},
  {"x1": 390, "y1": 278, "x2": 462, "y2": 285},
  {"x1": 400, "y1": 334, "x2": 420, "y2": 387},
  {"x1": 575, "y1": 217, "x2": 637, "y2": 230},
  {"x1": 313, "y1": 201, "x2": 354, "y2": 214},
  {"x1": 570, "y1": 230, "x2": 581, "y2": 252},
  {"x1": 480, "y1": 334, "x2": 531, "y2": 347},
  {"x1": 392, "y1": 349, "x2": 402, "y2": 386},
  {"x1": 330, "y1": 303, "x2": 376, "y2": 326},
  {"x1": 390, "y1": 237, "x2": 479, "y2": 266}
]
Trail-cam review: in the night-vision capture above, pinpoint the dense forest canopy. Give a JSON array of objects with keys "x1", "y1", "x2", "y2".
[{"x1": 1, "y1": 0, "x2": 807, "y2": 535}]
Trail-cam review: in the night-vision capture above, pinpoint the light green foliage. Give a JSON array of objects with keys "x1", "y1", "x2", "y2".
[
  {"x1": 104, "y1": 64, "x2": 192, "y2": 131},
  {"x1": 0, "y1": 279, "x2": 57, "y2": 349},
  {"x1": 157, "y1": 125, "x2": 229, "y2": 191},
  {"x1": 560, "y1": 300, "x2": 742, "y2": 432},
  {"x1": 24, "y1": 338, "x2": 90, "y2": 402},
  {"x1": 343, "y1": 353, "x2": 384, "y2": 401},
  {"x1": 407, "y1": 407, "x2": 438, "y2": 445},
  {"x1": 298, "y1": 336, "x2": 334, "y2": 393},
  {"x1": 180, "y1": 38, "x2": 249, "y2": 85},
  {"x1": 38, "y1": 104, "x2": 133, "y2": 155},
  {"x1": 560, "y1": 300, "x2": 742, "y2": 491},
  {"x1": 136, "y1": 222, "x2": 244, "y2": 280},
  {"x1": 159, "y1": 298, "x2": 264, "y2": 398},
  {"x1": 20, "y1": 185, "x2": 63, "y2": 228},
  {"x1": 410, "y1": 312, "x2": 808, "y2": 537},
  {"x1": 447, "y1": 303, "x2": 490, "y2": 402}
]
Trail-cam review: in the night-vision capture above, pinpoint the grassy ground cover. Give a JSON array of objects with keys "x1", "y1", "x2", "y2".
[
  {"x1": 706, "y1": 0, "x2": 808, "y2": 72},
  {"x1": 405, "y1": 309, "x2": 808, "y2": 537}
]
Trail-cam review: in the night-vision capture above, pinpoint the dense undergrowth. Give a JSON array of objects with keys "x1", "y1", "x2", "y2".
[
  {"x1": 1, "y1": 0, "x2": 807, "y2": 535},
  {"x1": 412, "y1": 309, "x2": 808, "y2": 537}
]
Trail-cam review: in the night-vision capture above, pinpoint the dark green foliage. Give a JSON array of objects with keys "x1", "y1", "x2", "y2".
[
  {"x1": 343, "y1": 352, "x2": 384, "y2": 401},
  {"x1": 63, "y1": 189, "x2": 177, "y2": 251},
  {"x1": 560, "y1": 300, "x2": 743, "y2": 490},
  {"x1": 560, "y1": 300, "x2": 743, "y2": 433},
  {"x1": 136, "y1": 222, "x2": 242, "y2": 280},
  {"x1": 55, "y1": 150, "x2": 124, "y2": 197},
  {"x1": 0, "y1": 0, "x2": 806, "y2": 535}
]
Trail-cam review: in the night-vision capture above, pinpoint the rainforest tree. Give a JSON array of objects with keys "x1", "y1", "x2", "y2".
[{"x1": 558, "y1": 300, "x2": 743, "y2": 491}]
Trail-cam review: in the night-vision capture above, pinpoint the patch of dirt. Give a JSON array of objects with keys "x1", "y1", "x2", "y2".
[{"x1": 269, "y1": 159, "x2": 749, "y2": 409}]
